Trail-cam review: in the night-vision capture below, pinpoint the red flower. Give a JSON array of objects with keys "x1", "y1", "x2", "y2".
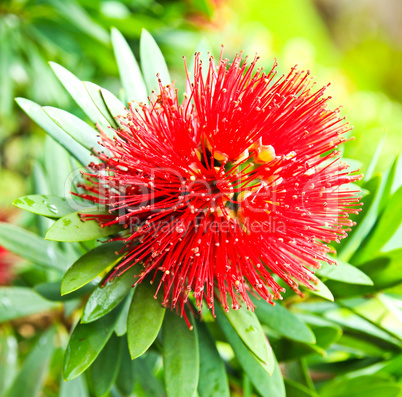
[
  {"x1": 0, "y1": 246, "x2": 14, "y2": 285},
  {"x1": 79, "y1": 51, "x2": 361, "y2": 319}
]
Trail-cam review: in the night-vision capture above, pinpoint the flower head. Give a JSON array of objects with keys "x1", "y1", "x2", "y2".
[{"x1": 79, "y1": 50, "x2": 361, "y2": 319}]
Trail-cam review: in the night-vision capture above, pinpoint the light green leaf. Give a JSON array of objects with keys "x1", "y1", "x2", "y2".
[
  {"x1": 63, "y1": 306, "x2": 121, "y2": 381},
  {"x1": 127, "y1": 281, "x2": 165, "y2": 359},
  {"x1": 162, "y1": 311, "x2": 199, "y2": 397},
  {"x1": 222, "y1": 297, "x2": 270, "y2": 363},
  {"x1": 317, "y1": 260, "x2": 373, "y2": 285},
  {"x1": 13, "y1": 195, "x2": 75, "y2": 219},
  {"x1": 0, "y1": 331, "x2": 18, "y2": 393},
  {"x1": 0, "y1": 223, "x2": 69, "y2": 270},
  {"x1": 60, "y1": 375, "x2": 89, "y2": 397},
  {"x1": 46, "y1": 211, "x2": 121, "y2": 242},
  {"x1": 5, "y1": 328, "x2": 56, "y2": 397},
  {"x1": 61, "y1": 241, "x2": 125, "y2": 295},
  {"x1": 111, "y1": 28, "x2": 148, "y2": 104},
  {"x1": 43, "y1": 106, "x2": 102, "y2": 152},
  {"x1": 215, "y1": 304, "x2": 284, "y2": 397},
  {"x1": 308, "y1": 279, "x2": 334, "y2": 301},
  {"x1": 140, "y1": 29, "x2": 171, "y2": 93},
  {"x1": 253, "y1": 298, "x2": 316, "y2": 344},
  {"x1": 15, "y1": 98, "x2": 92, "y2": 166},
  {"x1": 0, "y1": 287, "x2": 59, "y2": 323},
  {"x1": 100, "y1": 88, "x2": 127, "y2": 122},
  {"x1": 197, "y1": 321, "x2": 230, "y2": 397},
  {"x1": 91, "y1": 334, "x2": 123, "y2": 397},
  {"x1": 82, "y1": 266, "x2": 139, "y2": 323}
]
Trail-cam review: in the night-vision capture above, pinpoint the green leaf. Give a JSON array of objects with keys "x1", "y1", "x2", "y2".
[
  {"x1": 82, "y1": 266, "x2": 139, "y2": 323},
  {"x1": 0, "y1": 331, "x2": 18, "y2": 393},
  {"x1": 111, "y1": 28, "x2": 148, "y2": 104},
  {"x1": 319, "y1": 375, "x2": 402, "y2": 397},
  {"x1": 215, "y1": 304, "x2": 285, "y2": 397},
  {"x1": 253, "y1": 299, "x2": 316, "y2": 344},
  {"x1": 0, "y1": 223, "x2": 70, "y2": 270},
  {"x1": 127, "y1": 281, "x2": 166, "y2": 359},
  {"x1": 100, "y1": 88, "x2": 127, "y2": 121},
  {"x1": 42, "y1": 106, "x2": 102, "y2": 152},
  {"x1": 61, "y1": 241, "x2": 125, "y2": 295},
  {"x1": 284, "y1": 379, "x2": 319, "y2": 397},
  {"x1": 162, "y1": 311, "x2": 199, "y2": 397},
  {"x1": 140, "y1": 29, "x2": 171, "y2": 93},
  {"x1": 114, "y1": 291, "x2": 133, "y2": 336},
  {"x1": 365, "y1": 136, "x2": 386, "y2": 181},
  {"x1": 133, "y1": 354, "x2": 166, "y2": 397},
  {"x1": 34, "y1": 281, "x2": 94, "y2": 302},
  {"x1": 60, "y1": 375, "x2": 89, "y2": 397},
  {"x1": 46, "y1": 211, "x2": 121, "y2": 242},
  {"x1": 5, "y1": 328, "x2": 56, "y2": 397},
  {"x1": 49, "y1": 62, "x2": 109, "y2": 128},
  {"x1": 308, "y1": 279, "x2": 334, "y2": 301},
  {"x1": 63, "y1": 306, "x2": 121, "y2": 381},
  {"x1": 0, "y1": 287, "x2": 60, "y2": 322},
  {"x1": 115, "y1": 343, "x2": 135, "y2": 395},
  {"x1": 13, "y1": 195, "x2": 75, "y2": 219},
  {"x1": 222, "y1": 298, "x2": 271, "y2": 363},
  {"x1": 15, "y1": 98, "x2": 92, "y2": 166},
  {"x1": 197, "y1": 321, "x2": 230, "y2": 397},
  {"x1": 317, "y1": 260, "x2": 373, "y2": 285},
  {"x1": 91, "y1": 334, "x2": 123, "y2": 397}
]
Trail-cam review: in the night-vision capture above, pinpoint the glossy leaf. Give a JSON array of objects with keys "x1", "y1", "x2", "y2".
[
  {"x1": 128, "y1": 281, "x2": 166, "y2": 359},
  {"x1": 253, "y1": 298, "x2": 316, "y2": 344},
  {"x1": 223, "y1": 298, "x2": 271, "y2": 363},
  {"x1": 0, "y1": 223, "x2": 69, "y2": 270},
  {"x1": 61, "y1": 241, "x2": 125, "y2": 295},
  {"x1": 111, "y1": 27, "x2": 148, "y2": 104},
  {"x1": 15, "y1": 98, "x2": 92, "y2": 166},
  {"x1": 0, "y1": 287, "x2": 59, "y2": 322},
  {"x1": 162, "y1": 311, "x2": 199, "y2": 397},
  {"x1": 5, "y1": 328, "x2": 56, "y2": 397},
  {"x1": 197, "y1": 321, "x2": 230, "y2": 397},
  {"x1": 317, "y1": 260, "x2": 373, "y2": 285},
  {"x1": 216, "y1": 305, "x2": 284, "y2": 397},
  {"x1": 82, "y1": 266, "x2": 139, "y2": 323},
  {"x1": 63, "y1": 306, "x2": 121, "y2": 381},
  {"x1": 13, "y1": 195, "x2": 75, "y2": 219},
  {"x1": 46, "y1": 211, "x2": 121, "y2": 242},
  {"x1": 140, "y1": 29, "x2": 171, "y2": 92},
  {"x1": 91, "y1": 334, "x2": 123, "y2": 397}
]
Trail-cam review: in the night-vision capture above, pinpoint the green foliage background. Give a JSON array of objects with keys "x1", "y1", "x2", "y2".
[{"x1": 0, "y1": 1, "x2": 401, "y2": 397}]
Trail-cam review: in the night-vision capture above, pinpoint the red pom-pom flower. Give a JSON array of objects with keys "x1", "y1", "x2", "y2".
[{"x1": 78, "y1": 50, "x2": 362, "y2": 318}]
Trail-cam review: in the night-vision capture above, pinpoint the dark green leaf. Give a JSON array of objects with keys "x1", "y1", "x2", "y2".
[
  {"x1": 127, "y1": 280, "x2": 165, "y2": 359},
  {"x1": 162, "y1": 311, "x2": 199, "y2": 397},
  {"x1": 46, "y1": 211, "x2": 121, "y2": 242},
  {"x1": 0, "y1": 287, "x2": 59, "y2": 322},
  {"x1": 133, "y1": 353, "x2": 166, "y2": 397},
  {"x1": 34, "y1": 281, "x2": 94, "y2": 302},
  {"x1": 13, "y1": 195, "x2": 74, "y2": 219},
  {"x1": 91, "y1": 334, "x2": 123, "y2": 397},
  {"x1": 63, "y1": 305, "x2": 121, "y2": 381},
  {"x1": 82, "y1": 266, "x2": 139, "y2": 323},
  {"x1": 197, "y1": 321, "x2": 230, "y2": 397},
  {"x1": 114, "y1": 291, "x2": 133, "y2": 337},
  {"x1": 115, "y1": 342, "x2": 135, "y2": 395},
  {"x1": 285, "y1": 379, "x2": 319, "y2": 397},
  {"x1": 61, "y1": 241, "x2": 125, "y2": 295}
]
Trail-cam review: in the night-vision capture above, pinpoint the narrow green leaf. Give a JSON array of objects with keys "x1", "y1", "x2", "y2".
[
  {"x1": 317, "y1": 260, "x2": 373, "y2": 285},
  {"x1": 0, "y1": 287, "x2": 59, "y2": 322},
  {"x1": 0, "y1": 331, "x2": 18, "y2": 393},
  {"x1": 162, "y1": 311, "x2": 199, "y2": 397},
  {"x1": 140, "y1": 29, "x2": 171, "y2": 93},
  {"x1": 308, "y1": 279, "x2": 334, "y2": 301},
  {"x1": 365, "y1": 136, "x2": 386, "y2": 181},
  {"x1": 215, "y1": 305, "x2": 285, "y2": 397},
  {"x1": 43, "y1": 106, "x2": 102, "y2": 152},
  {"x1": 35, "y1": 281, "x2": 95, "y2": 302},
  {"x1": 127, "y1": 281, "x2": 165, "y2": 359},
  {"x1": 222, "y1": 297, "x2": 270, "y2": 363},
  {"x1": 13, "y1": 195, "x2": 74, "y2": 219},
  {"x1": 91, "y1": 334, "x2": 123, "y2": 397},
  {"x1": 253, "y1": 299, "x2": 316, "y2": 344},
  {"x1": 197, "y1": 321, "x2": 230, "y2": 397},
  {"x1": 82, "y1": 266, "x2": 139, "y2": 323},
  {"x1": 5, "y1": 328, "x2": 56, "y2": 397},
  {"x1": 49, "y1": 62, "x2": 109, "y2": 127},
  {"x1": 61, "y1": 241, "x2": 125, "y2": 295},
  {"x1": 100, "y1": 88, "x2": 127, "y2": 121},
  {"x1": 284, "y1": 379, "x2": 319, "y2": 397},
  {"x1": 114, "y1": 291, "x2": 134, "y2": 336},
  {"x1": 46, "y1": 211, "x2": 121, "y2": 242},
  {"x1": 111, "y1": 28, "x2": 148, "y2": 104},
  {"x1": 0, "y1": 223, "x2": 69, "y2": 270},
  {"x1": 15, "y1": 98, "x2": 92, "y2": 165},
  {"x1": 60, "y1": 375, "x2": 89, "y2": 397},
  {"x1": 63, "y1": 306, "x2": 121, "y2": 381}
]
